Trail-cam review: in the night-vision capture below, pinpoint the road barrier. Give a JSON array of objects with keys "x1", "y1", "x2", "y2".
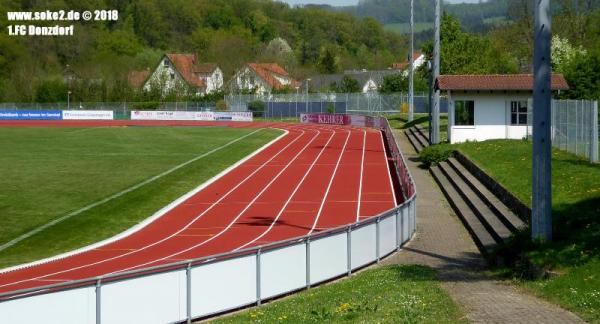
[{"x1": 0, "y1": 116, "x2": 416, "y2": 324}]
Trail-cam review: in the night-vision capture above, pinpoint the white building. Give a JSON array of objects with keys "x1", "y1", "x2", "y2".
[
  {"x1": 142, "y1": 54, "x2": 223, "y2": 96},
  {"x1": 232, "y1": 63, "x2": 299, "y2": 95},
  {"x1": 437, "y1": 74, "x2": 570, "y2": 144}
]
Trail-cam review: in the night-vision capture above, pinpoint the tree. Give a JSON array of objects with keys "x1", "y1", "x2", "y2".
[
  {"x1": 318, "y1": 47, "x2": 339, "y2": 73},
  {"x1": 561, "y1": 50, "x2": 600, "y2": 99},
  {"x1": 337, "y1": 76, "x2": 361, "y2": 93}
]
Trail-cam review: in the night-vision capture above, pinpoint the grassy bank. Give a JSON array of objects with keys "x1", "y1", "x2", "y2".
[
  {"x1": 388, "y1": 113, "x2": 448, "y2": 142},
  {"x1": 456, "y1": 140, "x2": 600, "y2": 322},
  {"x1": 0, "y1": 127, "x2": 281, "y2": 268},
  {"x1": 215, "y1": 265, "x2": 465, "y2": 323}
]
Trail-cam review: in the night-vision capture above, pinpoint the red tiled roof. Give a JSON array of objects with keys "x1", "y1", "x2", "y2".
[
  {"x1": 392, "y1": 52, "x2": 424, "y2": 70},
  {"x1": 166, "y1": 54, "x2": 206, "y2": 88},
  {"x1": 127, "y1": 70, "x2": 150, "y2": 88},
  {"x1": 193, "y1": 63, "x2": 218, "y2": 74},
  {"x1": 248, "y1": 63, "x2": 299, "y2": 90},
  {"x1": 436, "y1": 74, "x2": 570, "y2": 91}
]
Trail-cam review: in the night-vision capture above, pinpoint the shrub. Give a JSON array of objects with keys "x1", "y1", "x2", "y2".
[
  {"x1": 419, "y1": 144, "x2": 455, "y2": 166},
  {"x1": 247, "y1": 100, "x2": 266, "y2": 117},
  {"x1": 131, "y1": 101, "x2": 160, "y2": 110},
  {"x1": 216, "y1": 99, "x2": 228, "y2": 111},
  {"x1": 326, "y1": 103, "x2": 335, "y2": 114}
]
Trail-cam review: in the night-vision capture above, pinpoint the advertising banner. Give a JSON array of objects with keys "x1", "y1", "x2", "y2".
[
  {"x1": 131, "y1": 111, "x2": 253, "y2": 122},
  {"x1": 214, "y1": 112, "x2": 253, "y2": 122},
  {"x1": 300, "y1": 113, "x2": 350, "y2": 125},
  {"x1": 0, "y1": 110, "x2": 62, "y2": 120},
  {"x1": 62, "y1": 110, "x2": 114, "y2": 120}
]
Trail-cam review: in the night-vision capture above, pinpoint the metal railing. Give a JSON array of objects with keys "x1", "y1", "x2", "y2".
[{"x1": 0, "y1": 116, "x2": 416, "y2": 324}]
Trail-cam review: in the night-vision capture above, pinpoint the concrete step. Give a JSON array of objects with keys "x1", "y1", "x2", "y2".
[
  {"x1": 430, "y1": 165, "x2": 497, "y2": 256},
  {"x1": 414, "y1": 125, "x2": 430, "y2": 143},
  {"x1": 438, "y1": 161, "x2": 513, "y2": 244},
  {"x1": 446, "y1": 157, "x2": 526, "y2": 232},
  {"x1": 410, "y1": 127, "x2": 430, "y2": 149},
  {"x1": 405, "y1": 129, "x2": 424, "y2": 153}
]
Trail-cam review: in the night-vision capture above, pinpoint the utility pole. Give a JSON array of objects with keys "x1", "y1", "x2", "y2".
[
  {"x1": 408, "y1": 0, "x2": 414, "y2": 122},
  {"x1": 532, "y1": 0, "x2": 552, "y2": 241},
  {"x1": 431, "y1": 0, "x2": 441, "y2": 144}
]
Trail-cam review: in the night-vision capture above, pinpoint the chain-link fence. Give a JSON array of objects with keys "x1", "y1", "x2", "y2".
[
  {"x1": 225, "y1": 92, "x2": 448, "y2": 117},
  {"x1": 551, "y1": 100, "x2": 599, "y2": 163}
]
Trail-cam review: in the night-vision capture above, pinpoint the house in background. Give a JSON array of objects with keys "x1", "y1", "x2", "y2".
[
  {"x1": 308, "y1": 69, "x2": 399, "y2": 93},
  {"x1": 141, "y1": 54, "x2": 223, "y2": 96},
  {"x1": 127, "y1": 69, "x2": 150, "y2": 89},
  {"x1": 392, "y1": 52, "x2": 426, "y2": 76},
  {"x1": 231, "y1": 63, "x2": 299, "y2": 94},
  {"x1": 436, "y1": 74, "x2": 569, "y2": 144}
]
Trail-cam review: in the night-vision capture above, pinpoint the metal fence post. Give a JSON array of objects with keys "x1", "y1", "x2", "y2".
[
  {"x1": 376, "y1": 218, "x2": 381, "y2": 262},
  {"x1": 347, "y1": 227, "x2": 352, "y2": 276},
  {"x1": 396, "y1": 209, "x2": 401, "y2": 251},
  {"x1": 592, "y1": 101, "x2": 599, "y2": 163},
  {"x1": 186, "y1": 262, "x2": 192, "y2": 324},
  {"x1": 256, "y1": 249, "x2": 262, "y2": 306},
  {"x1": 306, "y1": 238, "x2": 311, "y2": 288},
  {"x1": 95, "y1": 279, "x2": 102, "y2": 324}
]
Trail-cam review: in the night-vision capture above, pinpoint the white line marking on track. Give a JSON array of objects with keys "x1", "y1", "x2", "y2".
[
  {"x1": 0, "y1": 128, "x2": 304, "y2": 287},
  {"x1": 308, "y1": 129, "x2": 352, "y2": 235},
  {"x1": 110, "y1": 129, "x2": 323, "y2": 273},
  {"x1": 233, "y1": 128, "x2": 337, "y2": 251},
  {"x1": 0, "y1": 128, "x2": 265, "y2": 253},
  {"x1": 356, "y1": 129, "x2": 366, "y2": 222}
]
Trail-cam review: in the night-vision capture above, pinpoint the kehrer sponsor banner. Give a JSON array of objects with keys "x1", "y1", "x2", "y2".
[
  {"x1": 0, "y1": 110, "x2": 62, "y2": 120},
  {"x1": 300, "y1": 113, "x2": 350, "y2": 125},
  {"x1": 131, "y1": 111, "x2": 253, "y2": 121},
  {"x1": 62, "y1": 110, "x2": 114, "y2": 120}
]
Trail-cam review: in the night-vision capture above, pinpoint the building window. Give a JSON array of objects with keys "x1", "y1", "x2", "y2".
[
  {"x1": 511, "y1": 101, "x2": 528, "y2": 125},
  {"x1": 163, "y1": 59, "x2": 170, "y2": 67},
  {"x1": 170, "y1": 72, "x2": 175, "y2": 80},
  {"x1": 455, "y1": 100, "x2": 475, "y2": 126}
]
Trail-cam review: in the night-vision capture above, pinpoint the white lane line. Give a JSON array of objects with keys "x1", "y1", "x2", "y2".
[
  {"x1": 307, "y1": 129, "x2": 352, "y2": 235},
  {"x1": 380, "y1": 131, "x2": 398, "y2": 206},
  {"x1": 233, "y1": 128, "x2": 337, "y2": 251},
  {"x1": 356, "y1": 129, "x2": 367, "y2": 223},
  {"x1": 0, "y1": 128, "x2": 265, "y2": 253},
  {"x1": 110, "y1": 129, "x2": 323, "y2": 273},
  {"x1": 0, "y1": 128, "x2": 306, "y2": 288}
]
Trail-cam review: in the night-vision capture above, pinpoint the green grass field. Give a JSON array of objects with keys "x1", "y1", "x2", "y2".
[
  {"x1": 0, "y1": 126, "x2": 281, "y2": 269},
  {"x1": 216, "y1": 265, "x2": 465, "y2": 323},
  {"x1": 456, "y1": 140, "x2": 600, "y2": 322}
]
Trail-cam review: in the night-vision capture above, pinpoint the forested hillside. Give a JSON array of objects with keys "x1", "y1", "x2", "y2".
[{"x1": 0, "y1": 0, "x2": 406, "y2": 102}]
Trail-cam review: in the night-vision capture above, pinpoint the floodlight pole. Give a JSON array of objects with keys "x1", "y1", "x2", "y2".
[
  {"x1": 532, "y1": 0, "x2": 552, "y2": 241},
  {"x1": 408, "y1": 0, "x2": 414, "y2": 122},
  {"x1": 431, "y1": 0, "x2": 441, "y2": 144}
]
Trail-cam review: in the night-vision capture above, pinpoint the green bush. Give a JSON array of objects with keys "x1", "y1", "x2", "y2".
[
  {"x1": 419, "y1": 144, "x2": 455, "y2": 166},
  {"x1": 247, "y1": 100, "x2": 266, "y2": 117},
  {"x1": 131, "y1": 101, "x2": 160, "y2": 110}
]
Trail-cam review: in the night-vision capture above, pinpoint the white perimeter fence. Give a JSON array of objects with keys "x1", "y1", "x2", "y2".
[{"x1": 0, "y1": 116, "x2": 416, "y2": 324}]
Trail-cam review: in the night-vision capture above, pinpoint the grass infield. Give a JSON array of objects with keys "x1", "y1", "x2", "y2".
[
  {"x1": 216, "y1": 265, "x2": 466, "y2": 323},
  {"x1": 0, "y1": 126, "x2": 281, "y2": 269}
]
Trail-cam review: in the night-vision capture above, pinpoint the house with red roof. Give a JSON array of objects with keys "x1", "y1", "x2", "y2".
[
  {"x1": 436, "y1": 74, "x2": 570, "y2": 143},
  {"x1": 392, "y1": 52, "x2": 426, "y2": 76},
  {"x1": 232, "y1": 63, "x2": 299, "y2": 94},
  {"x1": 140, "y1": 54, "x2": 223, "y2": 96}
]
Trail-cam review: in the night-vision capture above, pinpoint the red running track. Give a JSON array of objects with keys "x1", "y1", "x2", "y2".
[{"x1": 0, "y1": 121, "x2": 397, "y2": 295}]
